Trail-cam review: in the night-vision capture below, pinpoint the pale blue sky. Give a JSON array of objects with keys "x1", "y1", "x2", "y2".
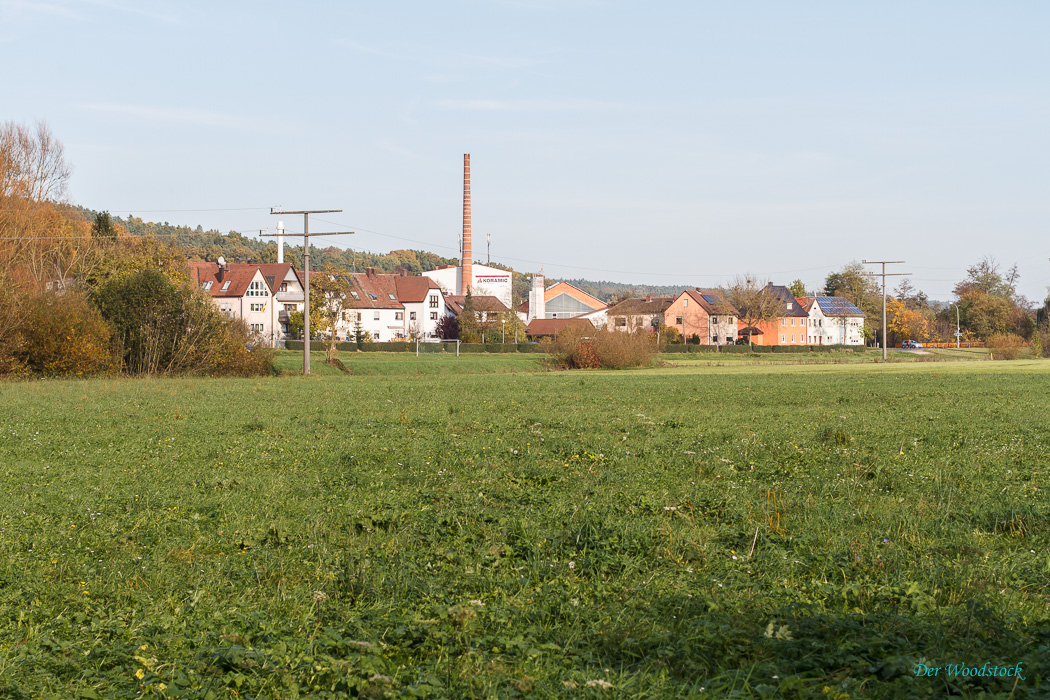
[{"x1": 4, "y1": 0, "x2": 1049, "y2": 300}]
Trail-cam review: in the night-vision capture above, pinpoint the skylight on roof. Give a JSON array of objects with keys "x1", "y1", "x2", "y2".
[
  {"x1": 350, "y1": 291, "x2": 360, "y2": 300},
  {"x1": 388, "y1": 293, "x2": 396, "y2": 300},
  {"x1": 201, "y1": 281, "x2": 213, "y2": 290},
  {"x1": 221, "y1": 281, "x2": 231, "y2": 291},
  {"x1": 369, "y1": 293, "x2": 377, "y2": 301}
]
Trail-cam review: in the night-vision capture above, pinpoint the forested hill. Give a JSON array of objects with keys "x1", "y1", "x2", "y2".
[{"x1": 74, "y1": 207, "x2": 697, "y2": 302}]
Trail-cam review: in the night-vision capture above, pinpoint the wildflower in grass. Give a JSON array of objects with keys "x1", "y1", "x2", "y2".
[{"x1": 586, "y1": 679, "x2": 614, "y2": 689}]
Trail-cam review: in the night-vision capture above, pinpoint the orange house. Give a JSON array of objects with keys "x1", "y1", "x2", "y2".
[
  {"x1": 663, "y1": 289, "x2": 740, "y2": 345},
  {"x1": 737, "y1": 284, "x2": 810, "y2": 346}
]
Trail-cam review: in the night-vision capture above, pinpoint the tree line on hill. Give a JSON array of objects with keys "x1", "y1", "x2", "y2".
[{"x1": 0, "y1": 121, "x2": 272, "y2": 378}]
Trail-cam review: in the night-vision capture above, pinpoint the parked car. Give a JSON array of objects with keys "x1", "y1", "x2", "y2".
[{"x1": 901, "y1": 340, "x2": 922, "y2": 349}]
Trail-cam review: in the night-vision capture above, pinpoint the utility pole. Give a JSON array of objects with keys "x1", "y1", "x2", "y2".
[
  {"x1": 262, "y1": 209, "x2": 353, "y2": 375},
  {"x1": 862, "y1": 260, "x2": 910, "y2": 360},
  {"x1": 487, "y1": 233, "x2": 491, "y2": 265}
]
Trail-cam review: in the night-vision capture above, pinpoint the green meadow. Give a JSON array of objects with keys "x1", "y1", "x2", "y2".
[{"x1": 1, "y1": 354, "x2": 1048, "y2": 698}]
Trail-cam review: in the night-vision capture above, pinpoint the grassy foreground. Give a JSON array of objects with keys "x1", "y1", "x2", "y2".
[{"x1": 1, "y1": 357, "x2": 1049, "y2": 698}]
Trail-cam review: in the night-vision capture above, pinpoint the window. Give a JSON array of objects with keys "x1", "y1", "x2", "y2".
[
  {"x1": 221, "y1": 281, "x2": 231, "y2": 291},
  {"x1": 615, "y1": 318, "x2": 627, "y2": 327},
  {"x1": 279, "y1": 282, "x2": 288, "y2": 292},
  {"x1": 356, "y1": 312, "x2": 362, "y2": 321},
  {"x1": 791, "y1": 334, "x2": 795, "y2": 342},
  {"x1": 284, "y1": 303, "x2": 296, "y2": 312},
  {"x1": 201, "y1": 281, "x2": 213, "y2": 290},
  {"x1": 429, "y1": 295, "x2": 439, "y2": 308},
  {"x1": 395, "y1": 312, "x2": 404, "y2": 320},
  {"x1": 220, "y1": 305, "x2": 232, "y2": 316},
  {"x1": 388, "y1": 293, "x2": 396, "y2": 301},
  {"x1": 683, "y1": 298, "x2": 689, "y2": 307},
  {"x1": 248, "y1": 280, "x2": 267, "y2": 296},
  {"x1": 250, "y1": 323, "x2": 264, "y2": 333},
  {"x1": 711, "y1": 316, "x2": 718, "y2": 324},
  {"x1": 373, "y1": 311, "x2": 380, "y2": 321},
  {"x1": 368, "y1": 293, "x2": 377, "y2": 301},
  {"x1": 781, "y1": 318, "x2": 786, "y2": 326},
  {"x1": 675, "y1": 316, "x2": 683, "y2": 325},
  {"x1": 712, "y1": 336, "x2": 718, "y2": 343},
  {"x1": 781, "y1": 334, "x2": 786, "y2": 343},
  {"x1": 372, "y1": 332, "x2": 380, "y2": 340},
  {"x1": 350, "y1": 291, "x2": 360, "y2": 300},
  {"x1": 250, "y1": 303, "x2": 265, "y2": 312},
  {"x1": 430, "y1": 312, "x2": 438, "y2": 320},
  {"x1": 725, "y1": 336, "x2": 732, "y2": 344},
  {"x1": 410, "y1": 312, "x2": 416, "y2": 320},
  {"x1": 342, "y1": 311, "x2": 350, "y2": 321},
  {"x1": 791, "y1": 318, "x2": 795, "y2": 326}
]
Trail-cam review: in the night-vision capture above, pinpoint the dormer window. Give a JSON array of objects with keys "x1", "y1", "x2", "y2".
[
  {"x1": 279, "y1": 282, "x2": 288, "y2": 292},
  {"x1": 786, "y1": 302, "x2": 793, "y2": 310}
]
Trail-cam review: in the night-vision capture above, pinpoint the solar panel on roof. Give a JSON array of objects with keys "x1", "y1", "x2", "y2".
[{"x1": 701, "y1": 294, "x2": 721, "y2": 305}]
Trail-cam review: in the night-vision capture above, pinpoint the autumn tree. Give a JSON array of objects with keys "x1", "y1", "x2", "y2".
[
  {"x1": 311, "y1": 271, "x2": 355, "y2": 362},
  {"x1": 723, "y1": 275, "x2": 781, "y2": 347},
  {"x1": 952, "y1": 257, "x2": 1032, "y2": 340}
]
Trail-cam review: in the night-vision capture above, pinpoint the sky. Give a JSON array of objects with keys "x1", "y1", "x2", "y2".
[{"x1": 3, "y1": 0, "x2": 1049, "y2": 301}]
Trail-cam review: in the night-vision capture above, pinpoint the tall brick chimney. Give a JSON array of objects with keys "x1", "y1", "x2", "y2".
[{"x1": 460, "y1": 153, "x2": 472, "y2": 296}]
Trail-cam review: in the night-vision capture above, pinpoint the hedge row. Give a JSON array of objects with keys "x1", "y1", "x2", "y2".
[
  {"x1": 284, "y1": 341, "x2": 543, "y2": 353},
  {"x1": 662, "y1": 344, "x2": 869, "y2": 354}
]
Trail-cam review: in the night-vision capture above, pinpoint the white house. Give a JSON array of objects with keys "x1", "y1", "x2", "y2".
[
  {"x1": 189, "y1": 261, "x2": 304, "y2": 347},
  {"x1": 326, "y1": 268, "x2": 449, "y2": 343},
  {"x1": 798, "y1": 296, "x2": 866, "y2": 345}
]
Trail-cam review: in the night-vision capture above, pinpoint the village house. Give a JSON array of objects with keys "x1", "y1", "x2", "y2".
[
  {"x1": 663, "y1": 290, "x2": 740, "y2": 345},
  {"x1": 189, "y1": 260, "x2": 304, "y2": 347},
  {"x1": 326, "y1": 267, "x2": 448, "y2": 343},
  {"x1": 605, "y1": 296, "x2": 674, "y2": 333},
  {"x1": 737, "y1": 284, "x2": 810, "y2": 346},
  {"x1": 797, "y1": 296, "x2": 866, "y2": 345}
]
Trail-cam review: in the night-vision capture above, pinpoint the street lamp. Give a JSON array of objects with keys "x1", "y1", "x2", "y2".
[{"x1": 502, "y1": 318, "x2": 506, "y2": 343}]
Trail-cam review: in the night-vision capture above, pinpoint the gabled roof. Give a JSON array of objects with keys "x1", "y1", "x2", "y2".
[
  {"x1": 767, "y1": 284, "x2": 808, "y2": 317},
  {"x1": 257, "y1": 263, "x2": 302, "y2": 292},
  {"x1": 800, "y1": 296, "x2": 866, "y2": 317},
  {"x1": 518, "y1": 282, "x2": 607, "y2": 314},
  {"x1": 189, "y1": 262, "x2": 265, "y2": 298},
  {"x1": 394, "y1": 275, "x2": 442, "y2": 303},
  {"x1": 676, "y1": 289, "x2": 740, "y2": 316},
  {"x1": 606, "y1": 296, "x2": 674, "y2": 316},
  {"x1": 526, "y1": 317, "x2": 594, "y2": 337},
  {"x1": 445, "y1": 295, "x2": 509, "y2": 316}
]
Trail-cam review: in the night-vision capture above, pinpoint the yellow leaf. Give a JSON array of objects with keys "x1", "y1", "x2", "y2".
[{"x1": 135, "y1": 668, "x2": 144, "y2": 680}]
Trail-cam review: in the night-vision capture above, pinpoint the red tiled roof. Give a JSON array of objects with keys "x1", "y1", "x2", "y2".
[
  {"x1": 525, "y1": 317, "x2": 594, "y2": 337},
  {"x1": 394, "y1": 275, "x2": 442, "y2": 303},
  {"x1": 445, "y1": 295, "x2": 509, "y2": 316},
  {"x1": 189, "y1": 262, "x2": 264, "y2": 298}
]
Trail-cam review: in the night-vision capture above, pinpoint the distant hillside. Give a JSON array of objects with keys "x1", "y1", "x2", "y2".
[
  {"x1": 548, "y1": 278, "x2": 699, "y2": 303},
  {"x1": 76, "y1": 208, "x2": 702, "y2": 305}
]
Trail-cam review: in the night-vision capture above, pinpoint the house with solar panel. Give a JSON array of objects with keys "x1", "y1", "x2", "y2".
[
  {"x1": 663, "y1": 289, "x2": 740, "y2": 346},
  {"x1": 798, "y1": 296, "x2": 866, "y2": 345}
]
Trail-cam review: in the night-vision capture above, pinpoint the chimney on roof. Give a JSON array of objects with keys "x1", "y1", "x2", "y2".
[
  {"x1": 366, "y1": 266, "x2": 376, "y2": 279},
  {"x1": 646, "y1": 295, "x2": 652, "y2": 302},
  {"x1": 460, "y1": 153, "x2": 472, "y2": 296}
]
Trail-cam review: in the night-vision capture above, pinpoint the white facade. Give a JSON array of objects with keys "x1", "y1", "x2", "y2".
[
  {"x1": 422, "y1": 264, "x2": 512, "y2": 309},
  {"x1": 804, "y1": 300, "x2": 865, "y2": 345}
]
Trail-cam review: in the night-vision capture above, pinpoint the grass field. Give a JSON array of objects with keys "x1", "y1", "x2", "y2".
[{"x1": 2, "y1": 355, "x2": 1048, "y2": 698}]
